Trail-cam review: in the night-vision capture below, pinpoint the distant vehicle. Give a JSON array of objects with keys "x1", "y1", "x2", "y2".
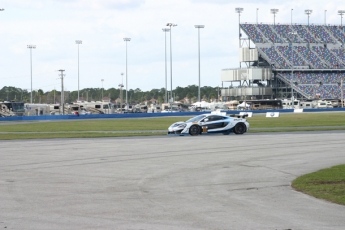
[
  {"x1": 25, "y1": 104, "x2": 50, "y2": 116},
  {"x1": 49, "y1": 104, "x2": 61, "y2": 115},
  {"x1": 315, "y1": 100, "x2": 333, "y2": 108},
  {"x1": 116, "y1": 108, "x2": 128, "y2": 113},
  {"x1": 225, "y1": 100, "x2": 239, "y2": 110},
  {"x1": 168, "y1": 112, "x2": 249, "y2": 136},
  {"x1": 75, "y1": 101, "x2": 114, "y2": 114},
  {"x1": 300, "y1": 101, "x2": 314, "y2": 109},
  {"x1": 0, "y1": 101, "x2": 25, "y2": 117},
  {"x1": 133, "y1": 108, "x2": 142, "y2": 113},
  {"x1": 148, "y1": 105, "x2": 161, "y2": 113},
  {"x1": 140, "y1": 105, "x2": 148, "y2": 113},
  {"x1": 242, "y1": 99, "x2": 283, "y2": 110},
  {"x1": 282, "y1": 99, "x2": 300, "y2": 109}
]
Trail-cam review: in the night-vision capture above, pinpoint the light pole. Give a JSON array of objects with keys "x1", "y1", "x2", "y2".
[
  {"x1": 101, "y1": 79, "x2": 104, "y2": 100},
  {"x1": 235, "y1": 7, "x2": 243, "y2": 68},
  {"x1": 325, "y1": 10, "x2": 327, "y2": 25},
  {"x1": 291, "y1": 9, "x2": 293, "y2": 25},
  {"x1": 270, "y1": 9, "x2": 279, "y2": 26},
  {"x1": 289, "y1": 32, "x2": 297, "y2": 108},
  {"x1": 27, "y1": 45, "x2": 36, "y2": 103},
  {"x1": 166, "y1": 23, "x2": 177, "y2": 105},
  {"x1": 121, "y1": 73, "x2": 124, "y2": 110},
  {"x1": 256, "y1": 8, "x2": 259, "y2": 24},
  {"x1": 341, "y1": 77, "x2": 344, "y2": 108},
  {"x1": 75, "y1": 40, "x2": 82, "y2": 101},
  {"x1": 162, "y1": 28, "x2": 170, "y2": 103},
  {"x1": 235, "y1": 8, "x2": 243, "y2": 49},
  {"x1": 119, "y1": 72, "x2": 124, "y2": 113},
  {"x1": 339, "y1": 10, "x2": 345, "y2": 26},
  {"x1": 195, "y1": 25, "x2": 204, "y2": 102},
  {"x1": 305, "y1": 9, "x2": 312, "y2": 26},
  {"x1": 123, "y1": 38, "x2": 131, "y2": 107},
  {"x1": 58, "y1": 70, "x2": 65, "y2": 115}
]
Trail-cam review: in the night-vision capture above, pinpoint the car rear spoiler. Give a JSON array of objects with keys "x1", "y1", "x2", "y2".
[{"x1": 228, "y1": 114, "x2": 248, "y2": 118}]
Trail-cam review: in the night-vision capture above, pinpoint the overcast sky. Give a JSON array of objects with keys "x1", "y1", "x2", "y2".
[{"x1": 0, "y1": 0, "x2": 343, "y2": 92}]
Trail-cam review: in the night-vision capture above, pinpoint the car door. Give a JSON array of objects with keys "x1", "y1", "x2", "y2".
[{"x1": 203, "y1": 115, "x2": 228, "y2": 131}]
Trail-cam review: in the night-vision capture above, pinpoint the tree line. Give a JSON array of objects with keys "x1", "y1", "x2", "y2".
[{"x1": 0, "y1": 85, "x2": 220, "y2": 104}]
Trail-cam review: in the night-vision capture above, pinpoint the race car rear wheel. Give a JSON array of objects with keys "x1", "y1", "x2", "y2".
[
  {"x1": 189, "y1": 125, "x2": 200, "y2": 136},
  {"x1": 234, "y1": 123, "x2": 246, "y2": 135}
]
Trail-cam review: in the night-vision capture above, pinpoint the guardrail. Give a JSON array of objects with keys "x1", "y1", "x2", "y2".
[{"x1": 1, "y1": 108, "x2": 345, "y2": 121}]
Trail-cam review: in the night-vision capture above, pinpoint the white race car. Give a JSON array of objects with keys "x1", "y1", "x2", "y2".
[{"x1": 168, "y1": 113, "x2": 250, "y2": 136}]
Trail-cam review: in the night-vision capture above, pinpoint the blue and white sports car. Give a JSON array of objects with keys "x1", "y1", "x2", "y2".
[{"x1": 168, "y1": 113, "x2": 250, "y2": 136}]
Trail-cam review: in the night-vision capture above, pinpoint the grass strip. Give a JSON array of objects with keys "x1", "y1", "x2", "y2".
[
  {"x1": 292, "y1": 165, "x2": 345, "y2": 205},
  {"x1": 0, "y1": 132, "x2": 166, "y2": 140},
  {"x1": 1, "y1": 113, "x2": 345, "y2": 132},
  {"x1": 0, "y1": 112, "x2": 345, "y2": 139}
]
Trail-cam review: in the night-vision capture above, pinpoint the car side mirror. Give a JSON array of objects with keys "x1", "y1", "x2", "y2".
[{"x1": 204, "y1": 118, "x2": 209, "y2": 122}]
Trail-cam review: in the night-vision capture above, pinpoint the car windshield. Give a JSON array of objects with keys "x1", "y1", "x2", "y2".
[{"x1": 186, "y1": 115, "x2": 207, "y2": 123}]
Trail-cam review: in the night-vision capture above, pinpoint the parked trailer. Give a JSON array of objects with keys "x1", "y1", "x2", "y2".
[
  {"x1": 49, "y1": 104, "x2": 61, "y2": 115},
  {"x1": 25, "y1": 104, "x2": 51, "y2": 116},
  {"x1": 75, "y1": 101, "x2": 114, "y2": 114},
  {"x1": 240, "y1": 99, "x2": 283, "y2": 110},
  {"x1": 0, "y1": 101, "x2": 25, "y2": 117}
]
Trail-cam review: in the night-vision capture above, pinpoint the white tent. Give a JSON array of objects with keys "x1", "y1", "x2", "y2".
[
  {"x1": 237, "y1": 102, "x2": 251, "y2": 109},
  {"x1": 192, "y1": 101, "x2": 210, "y2": 109}
]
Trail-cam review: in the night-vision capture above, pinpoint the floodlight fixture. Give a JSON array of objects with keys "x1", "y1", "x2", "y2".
[
  {"x1": 305, "y1": 9, "x2": 313, "y2": 26},
  {"x1": 270, "y1": 9, "x2": 279, "y2": 14},
  {"x1": 305, "y1": 9, "x2": 313, "y2": 15},
  {"x1": 0, "y1": 8, "x2": 4, "y2": 11},
  {"x1": 166, "y1": 23, "x2": 177, "y2": 27},
  {"x1": 235, "y1": 7, "x2": 243, "y2": 14},
  {"x1": 338, "y1": 10, "x2": 345, "y2": 26},
  {"x1": 270, "y1": 9, "x2": 279, "y2": 25}
]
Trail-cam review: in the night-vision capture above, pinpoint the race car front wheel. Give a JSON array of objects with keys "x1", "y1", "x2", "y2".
[
  {"x1": 234, "y1": 123, "x2": 246, "y2": 135},
  {"x1": 189, "y1": 125, "x2": 200, "y2": 136}
]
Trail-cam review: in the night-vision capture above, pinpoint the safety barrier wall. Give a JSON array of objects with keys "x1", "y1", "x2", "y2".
[{"x1": 1, "y1": 108, "x2": 345, "y2": 121}]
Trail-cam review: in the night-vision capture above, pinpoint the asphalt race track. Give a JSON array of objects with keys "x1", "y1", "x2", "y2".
[{"x1": 1, "y1": 131, "x2": 345, "y2": 229}]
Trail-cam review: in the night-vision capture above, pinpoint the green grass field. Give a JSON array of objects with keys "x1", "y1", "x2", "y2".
[
  {"x1": 292, "y1": 165, "x2": 345, "y2": 205},
  {"x1": 0, "y1": 112, "x2": 344, "y2": 140}
]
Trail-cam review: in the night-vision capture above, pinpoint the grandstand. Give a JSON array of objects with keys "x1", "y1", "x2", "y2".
[{"x1": 221, "y1": 22, "x2": 345, "y2": 101}]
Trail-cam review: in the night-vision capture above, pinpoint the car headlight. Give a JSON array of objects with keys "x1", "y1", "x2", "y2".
[{"x1": 177, "y1": 123, "x2": 187, "y2": 129}]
